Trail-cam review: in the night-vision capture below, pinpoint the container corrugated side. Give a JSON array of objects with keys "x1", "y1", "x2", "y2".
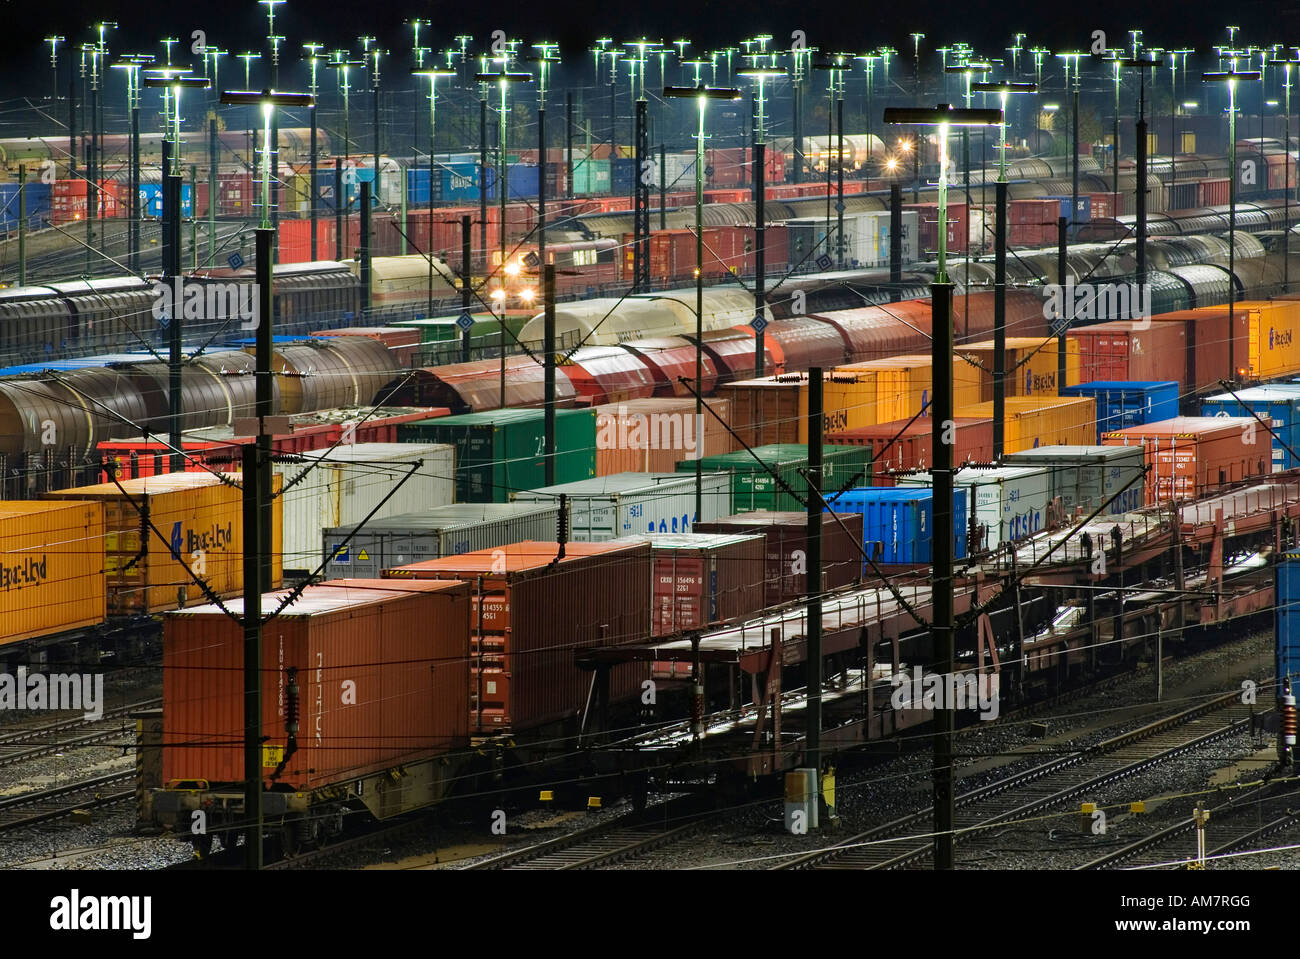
[
  {"x1": 593, "y1": 397, "x2": 737, "y2": 475},
  {"x1": 0, "y1": 500, "x2": 105, "y2": 645},
  {"x1": 1004, "y1": 445, "x2": 1146, "y2": 515},
  {"x1": 681, "y1": 444, "x2": 873, "y2": 512},
  {"x1": 323, "y1": 504, "x2": 561, "y2": 578},
  {"x1": 276, "y1": 442, "x2": 456, "y2": 572},
  {"x1": 1102, "y1": 416, "x2": 1272, "y2": 501},
  {"x1": 956, "y1": 397, "x2": 1096, "y2": 453},
  {"x1": 1237, "y1": 300, "x2": 1300, "y2": 380},
  {"x1": 44, "y1": 472, "x2": 282, "y2": 613},
  {"x1": 830, "y1": 355, "x2": 983, "y2": 432},
  {"x1": 1201, "y1": 386, "x2": 1300, "y2": 471},
  {"x1": 643, "y1": 533, "x2": 767, "y2": 636},
  {"x1": 897, "y1": 467, "x2": 1048, "y2": 550},
  {"x1": 162, "y1": 579, "x2": 470, "y2": 788},
  {"x1": 511, "y1": 472, "x2": 731, "y2": 540},
  {"x1": 695, "y1": 511, "x2": 863, "y2": 605},
  {"x1": 382, "y1": 541, "x2": 651, "y2": 734},
  {"x1": 958, "y1": 336, "x2": 1081, "y2": 400},
  {"x1": 714, "y1": 378, "x2": 803, "y2": 447}
]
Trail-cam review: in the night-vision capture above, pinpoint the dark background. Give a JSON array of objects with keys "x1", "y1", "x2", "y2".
[{"x1": 0, "y1": 0, "x2": 1294, "y2": 98}]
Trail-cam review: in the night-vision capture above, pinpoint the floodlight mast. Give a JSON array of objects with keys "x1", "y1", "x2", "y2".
[{"x1": 885, "y1": 100, "x2": 1001, "y2": 873}]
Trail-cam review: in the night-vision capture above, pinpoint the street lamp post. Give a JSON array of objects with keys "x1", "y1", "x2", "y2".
[
  {"x1": 884, "y1": 102, "x2": 1002, "y2": 871},
  {"x1": 1204, "y1": 66, "x2": 1262, "y2": 377},
  {"x1": 739, "y1": 65, "x2": 786, "y2": 376},
  {"x1": 973, "y1": 81, "x2": 1037, "y2": 457},
  {"x1": 475, "y1": 63, "x2": 532, "y2": 409},
  {"x1": 664, "y1": 83, "x2": 741, "y2": 525},
  {"x1": 220, "y1": 87, "x2": 314, "y2": 872}
]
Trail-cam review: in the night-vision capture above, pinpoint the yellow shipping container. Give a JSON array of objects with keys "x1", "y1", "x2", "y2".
[
  {"x1": 0, "y1": 500, "x2": 106, "y2": 645},
  {"x1": 957, "y1": 336, "x2": 1081, "y2": 400},
  {"x1": 957, "y1": 396, "x2": 1097, "y2": 453},
  {"x1": 43, "y1": 472, "x2": 282, "y2": 614},
  {"x1": 1236, "y1": 299, "x2": 1300, "y2": 381},
  {"x1": 831, "y1": 354, "x2": 983, "y2": 425}
]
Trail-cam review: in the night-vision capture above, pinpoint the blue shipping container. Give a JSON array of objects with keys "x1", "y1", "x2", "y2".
[
  {"x1": 138, "y1": 183, "x2": 193, "y2": 218},
  {"x1": 0, "y1": 181, "x2": 51, "y2": 231},
  {"x1": 406, "y1": 166, "x2": 431, "y2": 205},
  {"x1": 314, "y1": 166, "x2": 376, "y2": 211},
  {"x1": 611, "y1": 157, "x2": 637, "y2": 195},
  {"x1": 1201, "y1": 384, "x2": 1300, "y2": 471},
  {"x1": 1060, "y1": 380, "x2": 1180, "y2": 442},
  {"x1": 1041, "y1": 195, "x2": 1091, "y2": 224},
  {"x1": 826, "y1": 487, "x2": 968, "y2": 566},
  {"x1": 1277, "y1": 553, "x2": 1300, "y2": 683}
]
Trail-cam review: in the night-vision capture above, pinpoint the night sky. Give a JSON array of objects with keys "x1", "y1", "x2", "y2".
[{"x1": 0, "y1": 0, "x2": 1292, "y2": 100}]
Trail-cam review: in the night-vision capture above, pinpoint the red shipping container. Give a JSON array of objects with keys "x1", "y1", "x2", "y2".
[
  {"x1": 706, "y1": 147, "x2": 749, "y2": 187},
  {"x1": 162, "y1": 578, "x2": 471, "y2": 788},
  {"x1": 277, "y1": 218, "x2": 334, "y2": 264},
  {"x1": 382, "y1": 541, "x2": 651, "y2": 735},
  {"x1": 647, "y1": 533, "x2": 767, "y2": 637},
  {"x1": 1199, "y1": 178, "x2": 1230, "y2": 207},
  {"x1": 1102, "y1": 416, "x2": 1271, "y2": 502},
  {"x1": 1146, "y1": 309, "x2": 1249, "y2": 393},
  {"x1": 1009, "y1": 198, "x2": 1059, "y2": 226},
  {"x1": 905, "y1": 201, "x2": 968, "y2": 255},
  {"x1": 828, "y1": 416, "x2": 996, "y2": 484},
  {"x1": 694, "y1": 512, "x2": 864, "y2": 607},
  {"x1": 1067, "y1": 320, "x2": 1189, "y2": 384},
  {"x1": 216, "y1": 171, "x2": 254, "y2": 216},
  {"x1": 1087, "y1": 192, "x2": 1123, "y2": 219}
]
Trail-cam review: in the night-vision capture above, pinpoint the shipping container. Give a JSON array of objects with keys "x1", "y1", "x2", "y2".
[
  {"x1": 1066, "y1": 320, "x2": 1188, "y2": 386},
  {"x1": 43, "y1": 472, "x2": 282, "y2": 614},
  {"x1": 1233, "y1": 300, "x2": 1300, "y2": 381},
  {"x1": 824, "y1": 487, "x2": 969, "y2": 564},
  {"x1": 1039, "y1": 195, "x2": 1092, "y2": 223},
  {"x1": 827, "y1": 416, "x2": 995, "y2": 484},
  {"x1": 1146, "y1": 309, "x2": 1249, "y2": 392},
  {"x1": 683, "y1": 443, "x2": 872, "y2": 512},
  {"x1": 1004, "y1": 445, "x2": 1147, "y2": 516},
  {"x1": 1101, "y1": 416, "x2": 1272, "y2": 502},
  {"x1": 715, "y1": 376, "x2": 804, "y2": 447},
  {"x1": 383, "y1": 540, "x2": 651, "y2": 734},
  {"x1": 1059, "y1": 381, "x2": 1181, "y2": 442},
  {"x1": 593, "y1": 398, "x2": 737, "y2": 476},
  {"x1": 0, "y1": 181, "x2": 51, "y2": 232},
  {"x1": 955, "y1": 397, "x2": 1097, "y2": 453},
  {"x1": 276, "y1": 442, "x2": 456, "y2": 572},
  {"x1": 957, "y1": 336, "x2": 1081, "y2": 399},
  {"x1": 785, "y1": 211, "x2": 918, "y2": 268},
  {"x1": 511, "y1": 472, "x2": 731, "y2": 540},
  {"x1": 694, "y1": 511, "x2": 863, "y2": 605},
  {"x1": 398, "y1": 408, "x2": 596, "y2": 503},
  {"x1": 0, "y1": 500, "x2": 105, "y2": 645},
  {"x1": 1276, "y1": 553, "x2": 1300, "y2": 685},
  {"x1": 904, "y1": 201, "x2": 968, "y2": 255},
  {"x1": 323, "y1": 502, "x2": 560, "y2": 579},
  {"x1": 832, "y1": 354, "x2": 985, "y2": 432},
  {"x1": 623, "y1": 532, "x2": 767, "y2": 637},
  {"x1": 898, "y1": 466, "x2": 1049, "y2": 550},
  {"x1": 1201, "y1": 385, "x2": 1300, "y2": 472},
  {"x1": 162, "y1": 579, "x2": 470, "y2": 787}
]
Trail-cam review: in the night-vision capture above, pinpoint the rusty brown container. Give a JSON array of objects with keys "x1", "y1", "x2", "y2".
[
  {"x1": 383, "y1": 540, "x2": 651, "y2": 735},
  {"x1": 693, "y1": 511, "x2": 863, "y2": 607},
  {"x1": 44, "y1": 472, "x2": 282, "y2": 614},
  {"x1": 715, "y1": 376, "x2": 804, "y2": 447},
  {"x1": 593, "y1": 397, "x2": 737, "y2": 476},
  {"x1": 162, "y1": 578, "x2": 470, "y2": 789},
  {"x1": 645, "y1": 532, "x2": 767, "y2": 637}
]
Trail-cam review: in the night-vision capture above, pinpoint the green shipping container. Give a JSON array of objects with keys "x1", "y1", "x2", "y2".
[
  {"x1": 572, "y1": 157, "x2": 612, "y2": 195},
  {"x1": 393, "y1": 313, "x2": 528, "y2": 345},
  {"x1": 399, "y1": 408, "x2": 597, "y2": 503},
  {"x1": 679, "y1": 443, "x2": 873, "y2": 512}
]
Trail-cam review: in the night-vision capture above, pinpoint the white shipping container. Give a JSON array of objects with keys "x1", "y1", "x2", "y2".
[
  {"x1": 654, "y1": 152, "x2": 697, "y2": 190},
  {"x1": 276, "y1": 442, "x2": 456, "y2": 572},
  {"x1": 899, "y1": 465, "x2": 1050, "y2": 550},
  {"x1": 511, "y1": 472, "x2": 731, "y2": 541},
  {"x1": 1004, "y1": 445, "x2": 1146, "y2": 516},
  {"x1": 322, "y1": 503, "x2": 560, "y2": 579}
]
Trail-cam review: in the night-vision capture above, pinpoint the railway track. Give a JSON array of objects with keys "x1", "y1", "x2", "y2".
[
  {"x1": 0, "y1": 772, "x2": 134, "y2": 833},
  {"x1": 775, "y1": 690, "x2": 1259, "y2": 870},
  {"x1": 0, "y1": 698, "x2": 160, "y2": 770},
  {"x1": 469, "y1": 797, "x2": 720, "y2": 871},
  {"x1": 1078, "y1": 783, "x2": 1300, "y2": 870}
]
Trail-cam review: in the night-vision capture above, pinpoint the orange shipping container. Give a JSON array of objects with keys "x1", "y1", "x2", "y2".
[
  {"x1": 1232, "y1": 300, "x2": 1300, "y2": 381},
  {"x1": 593, "y1": 397, "x2": 737, "y2": 476},
  {"x1": 715, "y1": 376, "x2": 804, "y2": 447},
  {"x1": 162, "y1": 578, "x2": 470, "y2": 790},
  {"x1": 1101, "y1": 416, "x2": 1271, "y2": 502},
  {"x1": 956, "y1": 396, "x2": 1096, "y2": 453},
  {"x1": 43, "y1": 472, "x2": 282, "y2": 614},
  {"x1": 0, "y1": 500, "x2": 106, "y2": 646},
  {"x1": 383, "y1": 541, "x2": 651, "y2": 735}
]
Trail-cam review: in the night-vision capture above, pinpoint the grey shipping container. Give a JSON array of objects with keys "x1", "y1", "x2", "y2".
[
  {"x1": 1003, "y1": 445, "x2": 1146, "y2": 517},
  {"x1": 511, "y1": 472, "x2": 731, "y2": 541},
  {"x1": 323, "y1": 503, "x2": 561, "y2": 579}
]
